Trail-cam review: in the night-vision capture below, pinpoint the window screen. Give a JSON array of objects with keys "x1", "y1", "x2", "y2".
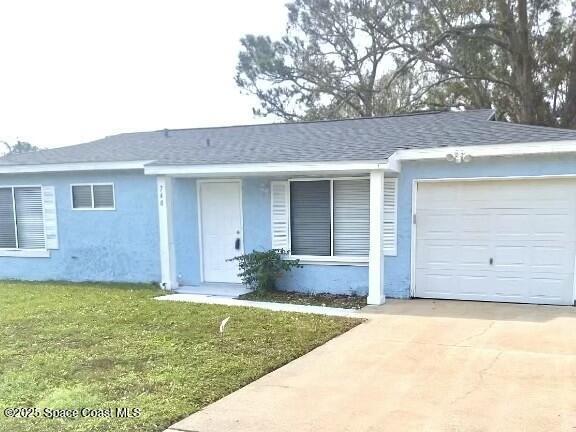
[
  {"x1": 72, "y1": 184, "x2": 114, "y2": 209},
  {"x1": 93, "y1": 185, "x2": 115, "y2": 208},
  {"x1": 333, "y1": 179, "x2": 370, "y2": 256},
  {"x1": 72, "y1": 185, "x2": 93, "y2": 209},
  {"x1": 0, "y1": 188, "x2": 17, "y2": 248},
  {"x1": 0, "y1": 187, "x2": 45, "y2": 250},
  {"x1": 290, "y1": 181, "x2": 331, "y2": 256},
  {"x1": 14, "y1": 187, "x2": 45, "y2": 249}
]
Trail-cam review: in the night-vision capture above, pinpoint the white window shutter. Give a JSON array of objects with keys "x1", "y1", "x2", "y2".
[
  {"x1": 383, "y1": 178, "x2": 398, "y2": 256},
  {"x1": 270, "y1": 181, "x2": 290, "y2": 251},
  {"x1": 42, "y1": 186, "x2": 59, "y2": 250}
]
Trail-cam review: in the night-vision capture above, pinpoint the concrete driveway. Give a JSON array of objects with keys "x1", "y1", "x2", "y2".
[{"x1": 167, "y1": 300, "x2": 576, "y2": 432}]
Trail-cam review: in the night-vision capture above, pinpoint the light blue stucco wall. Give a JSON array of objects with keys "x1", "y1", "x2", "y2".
[
  {"x1": 243, "y1": 178, "x2": 272, "y2": 252},
  {"x1": 9, "y1": 153, "x2": 570, "y2": 296},
  {"x1": 172, "y1": 178, "x2": 201, "y2": 285},
  {"x1": 0, "y1": 170, "x2": 160, "y2": 283},
  {"x1": 277, "y1": 265, "x2": 368, "y2": 295},
  {"x1": 386, "y1": 153, "x2": 576, "y2": 298}
]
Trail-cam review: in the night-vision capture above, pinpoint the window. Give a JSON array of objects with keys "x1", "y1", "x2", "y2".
[
  {"x1": 71, "y1": 184, "x2": 115, "y2": 210},
  {"x1": 290, "y1": 179, "x2": 370, "y2": 257},
  {"x1": 333, "y1": 180, "x2": 370, "y2": 256},
  {"x1": 271, "y1": 177, "x2": 398, "y2": 260},
  {"x1": 0, "y1": 186, "x2": 45, "y2": 250},
  {"x1": 290, "y1": 180, "x2": 331, "y2": 256}
]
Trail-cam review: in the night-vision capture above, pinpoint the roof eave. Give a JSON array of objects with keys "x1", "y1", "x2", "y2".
[
  {"x1": 2, "y1": 139, "x2": 576, "y2": 175},
  {"x1": 0, "y1": 160, "x2": 153, "y2": 174},
  {"x1": 143, "y1": 160, "x2": 392, "y2": 177},
  {"x1": 389, "y1": 140, "x2": 576, "y2": 163}
]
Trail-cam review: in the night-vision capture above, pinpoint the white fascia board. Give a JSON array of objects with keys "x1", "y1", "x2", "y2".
[
  {"x1": 144, "y1": 160, "x2": 390, "y2": 176},
  {"x1": 390, "y1": 140, "x2": 576, "y2": 162},
  {"x1": 0, "y1": 160, "x2": 151, "y2": 174}
]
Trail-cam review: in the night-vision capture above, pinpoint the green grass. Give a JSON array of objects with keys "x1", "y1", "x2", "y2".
[
  {"x1": 239, "y1": 289, "x2": 367, "y2": 309},
  {"x1": 0, "y1": 282, "x2": 359, "y2": 432}
]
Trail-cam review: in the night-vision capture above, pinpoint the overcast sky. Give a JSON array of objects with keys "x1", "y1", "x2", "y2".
[{"x1": 0, "y1": 0, "x2": 287, "y2": 149}]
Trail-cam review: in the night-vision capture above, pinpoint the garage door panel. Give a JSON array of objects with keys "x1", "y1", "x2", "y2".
[
  {"x1": 531, "y1": 245, "x2": 574, "y2": 271},
  {"x1": 415, "y1": 179, "x2": 576, "y2": 305},
  {"x1": 418, "y1": 212, "x2": 491, "y2": 241},
  {"x1": 456, "y1": 273, "x2": 492, "y2": 295},
  {"x1": 460, "y1": 213, "x2": 491, "y2": 238},
  {"x1": 416, "y1": 272, "x2": 457, "y2": 296},
  {"x1": 493, "y1": 245, "x2": 528, "y2": 269},
  {"x1": 478, "y1": 180, "x2": 570, "y2": 199},
  {"x1": 491, "y1": 214, "x2": 531, "y2": 236},
  {"x1": 417, "y1": 243, "x2": 454, "y2": 266},
  {"x1": 418, "y1": 211, "x2": 459, "y2": 239},
  {"x1": 527, "y1": 278, "x2": 570, "y2": 303},
  {"x1": 460, "y1": 244, "x2": 491, "y2": 267},
  {"x1": 417, "y1": 183, "x2": 459, "y2": 208},
  {"x1": 416, "y1": 241, "x2": 491, "y2": 270},
  {"x1": 491, "y1": 210, "x2": 571, "y2": 232},
  {"x1": 491, "y1": 277, "x2": 526, "y2": 298},
  {"x1": 531, "y1": 215, "x2": 574, "y2": 239}
]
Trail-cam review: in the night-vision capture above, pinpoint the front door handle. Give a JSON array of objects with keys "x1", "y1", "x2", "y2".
[
  {"x1": 489, "y1": 257, "x2": 494, "y2": 265},
  {"x1": 235, "y1": 238, "x2": 241, "y2": 250}
]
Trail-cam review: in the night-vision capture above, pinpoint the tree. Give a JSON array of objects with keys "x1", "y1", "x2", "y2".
[
  {"x1": 1, "y1": 140, "x2": 40, "y2": 155},
  {"x1": 236, "y1": 0, "x2": 576, "y2": 128},
  {"x1": 386, "y1": 0, "x2": 574, "y2": 126},
  {"x1": 236, "y1": 0, "x2": 409, "y2": 120}
]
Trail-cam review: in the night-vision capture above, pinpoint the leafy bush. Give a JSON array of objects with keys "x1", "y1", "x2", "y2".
[{"x1": 228, "y1": 249, "x2": 302, "y2": 293}]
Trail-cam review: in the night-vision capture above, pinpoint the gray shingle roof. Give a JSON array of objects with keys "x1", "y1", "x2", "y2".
[{"x1": 2, "y1": 109, "x2": 576, "y2": 167}]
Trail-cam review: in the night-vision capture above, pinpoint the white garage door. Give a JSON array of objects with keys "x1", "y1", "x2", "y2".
[{"x1": 415, "y1": 179, "x2": 576, "y2": 305}]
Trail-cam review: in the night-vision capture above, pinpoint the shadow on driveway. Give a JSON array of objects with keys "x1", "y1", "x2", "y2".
[{"x1": 363, "y1": 298, "x2": 576, "y2": 323}]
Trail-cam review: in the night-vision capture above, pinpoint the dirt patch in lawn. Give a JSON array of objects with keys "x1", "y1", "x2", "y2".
[{"x1": 239, "y1": 290, "x2": 367, "y2": 309}]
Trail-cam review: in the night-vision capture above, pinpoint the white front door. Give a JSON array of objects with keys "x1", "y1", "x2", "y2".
[
  {"x1": 199, "y1": 181, "x2": 243, "y2": 283},
  {"x1": 415, "y1": 179, "x2": 576, "y2": 305}
]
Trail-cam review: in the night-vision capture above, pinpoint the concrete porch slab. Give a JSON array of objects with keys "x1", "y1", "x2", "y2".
[
  {"x1": 175, "y1": 283, "x2": 250, "y2": 297},
  {"x1": 155, "y1": 293, "x2": 360, "y2": 318}
]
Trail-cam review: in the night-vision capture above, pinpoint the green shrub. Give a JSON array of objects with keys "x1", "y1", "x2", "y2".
[{"x1": 228, "y1": 249, "x2": 302, "y2": 293}]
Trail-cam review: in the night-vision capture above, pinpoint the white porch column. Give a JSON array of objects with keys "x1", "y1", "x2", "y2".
[
  {"x1": 157, "y1": 176, "x2": 177, "y2": 290},
  {"x1": 368, "y1": 170, "x2": 386, "y2": 305}
]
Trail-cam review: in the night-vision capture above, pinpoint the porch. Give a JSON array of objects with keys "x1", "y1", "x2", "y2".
[{"x1": 152, "y1": 162, "x2": 398, "y2": 305}]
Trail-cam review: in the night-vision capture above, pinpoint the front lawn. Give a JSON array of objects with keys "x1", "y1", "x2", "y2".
[{"x1": 0, "y1": 282, "x2": 358, "y2": 432}]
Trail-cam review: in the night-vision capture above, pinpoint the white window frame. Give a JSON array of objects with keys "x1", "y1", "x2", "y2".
[
  {"x1": 0, "y1": 184, "x2": 49, "y2": 257},
  {"x1": 70, "y1": 183, "x2": 116, "y2": 211},
  {"x1": 288, "y1": 177, "x2": 370, "y2": 266}
]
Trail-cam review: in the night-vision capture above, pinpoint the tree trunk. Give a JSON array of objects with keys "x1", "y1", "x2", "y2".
[
  {"x1": 562, "y1": 28, "x2": 576, "y2": 128},
  {"x1": 514, "y1": 0, "x2": 547, "y2": 124},
  {"x1": 495, "y1": 0, "x2": 548, "y2": 125}
]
